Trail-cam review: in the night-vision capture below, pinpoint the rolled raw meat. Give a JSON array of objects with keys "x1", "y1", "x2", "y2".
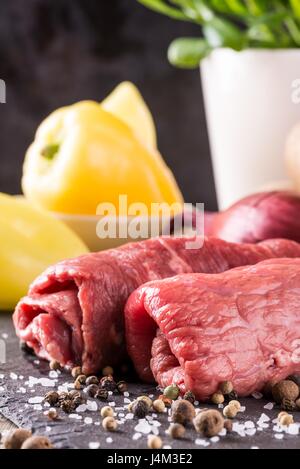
[
  {"x1": 125, "y1": 258, "x2": 300, "y2": 400},
  {"x1": 14, "y1": 236, "x2": 300, "y2": 374}
]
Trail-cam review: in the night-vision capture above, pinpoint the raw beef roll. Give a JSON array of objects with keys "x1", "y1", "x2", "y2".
[
  {"x1": 13, "y1": 236, "x2": 300, "y2": 374},
  {"x1": 125, "y1": 258, "x2": 300, "y2": 400}
]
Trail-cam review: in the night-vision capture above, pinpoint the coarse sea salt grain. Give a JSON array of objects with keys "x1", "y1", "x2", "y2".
[
  {"x1": 87, "y1": 400, "x2": 98, "y2": 412},
  {"x1": 28, "y1": 396, "x2": 44, "y2": 404},
  {"x1": 251, "y1": 392, "x2": 263, "y2": 399},
  {"x1": 134, "y1": 419, "x2": 153, "y2": 435},
  {"x1": 124, "y1": 398, "x2": 131, "y2": 404},
  {"x1": 10, "y1": 373, "x2": 18, "y2": 380},
  {"x1": 0, "y1": 374, "x2": 4, "y2": 379},
  {"x1": 106, "y1": 437, "x2": 113, "y2": 444},
  {"x1": 245, "y1": 428, "x2": 256, "y2": 437},
  {"x1": 76, "y1": 404, "x2": 87, "y2": 413},
  {"x1": 89, "y1": 442, "x2": 100, "y2": 449},
  {"x1": 195, "y1": 439, "x2": 210, "y2": 447},
  {"x1": 33, "y1": 404, "x2": 43, "y2": 411},
  {"x1": 263, "y1": 402, "x2": 274, "y2": 410},
  {"x1": 0, "y1": 386, "x2": 4, "y2": 392},
  {"x1": 132, "y1": 433, "x2": 142, "y2": 441},
  {"x1": 287, "y1": 424, "x2": 299, "y2": 435},
  {"x1": 84, "y1": 417, "x2": 93, "y2": 425},
  {"x1": 123, "y1": 392, "x2": 130, "y2": 397},
  {"x1": 2, "y1": 333, "x2": 8, "y2": 339},
  {"x1": 274, "y1": 433, "x2": 284, "y2": 440},
  {"x1": 69, "y1": 414, "x2": 82, "y2": 420},
  {"x1": 49, "y1": 371, "x2": 58, "y2": 379},
  {"x1": 163, "y1": 445, "x2": 172, "y2": 449},
  {"x1": 210, "y1": 436, "x2": 220, "y2": 443},
  {"x1": 125, "y1": 413, "x2": 134, "y2": 420},
  {"x1": 258, "y1": 413, "x2": 270, "y2": 423},
  {"x1": 245, "y1": 421, "x2": 255, "y2": 429}
]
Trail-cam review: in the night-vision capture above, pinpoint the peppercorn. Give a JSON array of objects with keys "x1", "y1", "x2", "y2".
[
  {"x1": 21, "y1": 436, "x2": 53, "y2": 449},
  {"x1": 47, "y1": 408, "x2": 58, "y2": 420},
  {"x1": 49, "y1": 360, "x2": 60, "y2": 371},
  {"x1": 158, "y1": 395, "x2": 172, "y2": 408},
  {"x1": 85, "y1": 384, "x2": 99, "y2": 398},
  {"x1": 227, "y1": 390, "x2": 238, "y2": 402},
  {"x1": 224, "y1": 419, "x2": 233, "y2": 433},
  {"x1": 4, "y1": 428, "x2": 32, "y2": 449},
  {"x1": 272, "y1": 380, "x2": 299, "y2": 404},
  {"x1": 73, "y1": 395, "x2": 86, "y2": 408},
  {"x1": 211, "y1": 392, "x2": 225, "y2": 405},
  {"x1": 102, "y1": 366, "x2": 114, "y2": 376},
  {"x1": 58, "y1": 391, "x2": 69, "y2": 402},
  {"x1": 153, "y1": 399, "x2": 166, "y2": 413},
  {"x1": 95, "y1": 389, "x2": 109, "y2": 401},
  {"x1": 60, "y1": 399, "x2": 75, "y2": 414},
  {"x1": 219, "y1": 381, "x2": 233, "y2": 395},
  {"x1": 86, "y1": 376, "x2": 99, "y2": 386},
  {"x1": 228, "y1": 400, "x2": 241, "y2": 412},
  {"x1": 183, "y1": 390, "x2": 195, "y2": 404},
  {"x1": 44, "y1": 391, "x2": 59, "y2": 406},
  {"x1": 281, "y1": 398, "x2": 297, "y2": 412},
  {"x1": 71, "y1": 366, "x2": 82, "y2": 379},
  {"x1": 101, "y1": 406, "x2": 114, "y2": 418},
  {"x1": 100, "y1": 375, "x2": 116, "y2": 392},
  {"x1": 137, "y1": 395, "x2": 152, "y2": 409},
  {"x1": 147, "y1": 435, "x2": 162, "y2": 449},
  {"x1": 102, "y1": 416, "x2": 118, "y2": 432},
  {"x1": 193, "y1": 409, "x2": 224, "y2": 437},
  {"x1": 287, "y1": 374, "x2": 300, "y2": 388},
  {"x1": 168, "y1": 423, "x2": 185, "y2": 439},
  {"x1": 278, "y1": 413, "x2": 294, "y2": 426},
  {"x1": 223, "y1": 405, "x2": 237, "y2": 419},
  {"x1": 117, "y1": 380, "x2": 128, "y2": 394},
  {"x1": 163, "y1": 384, "x2": 180, "y2": 400},
  {"x1": 68, "y1": 390, "x2": 81, "y2": 400},
  {"x1": 132, "y1": 400, "x2": 149, "y2": 419},
  {"x1": 171, "y1": 399, "x2": 196, "y2": 426}
]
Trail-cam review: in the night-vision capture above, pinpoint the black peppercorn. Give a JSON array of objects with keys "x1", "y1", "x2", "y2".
[
  {"x1": 19, "y1": 341, "x2": 34, "y2": 355},
  {"x1": 58, "y1": 392, "x2": 69, "y2": 402},
  {"x1": 73, "y1": 395, "x2": 86, "y2": 408},
  {"x1": 132, "y1": 400, "x2": 149, "y2": 419},
  {"x1": 86, "y1": 376, "x2": 99, "y2": 386},
  {"x1": 95, "y1": 389, "x2": 109, "y2": 401},
  {"x1": 281, "y1": 398, "x2": 297, "y2": 412},
  {"x1": 44, "y1": 391, "x2": 59, "y2": 406},
  {"x1": 226, "y1": 390, "x2": 238, "y2": 402},
  {"x1": 100, "y1": 375, "x2": 116, "y2": 392},
  {"x1": 183, "y1": 390, "x2": 195, "y2": 404},
  {"x1": 68, "y1": 390, "x2": 81, "y2": 400},
  {"x1": 60, "y1": 399, "x2": 76, "y2": 414},
  {"x1": 117, "y1": 381, "x2": 128, "y2": 394},
  {"x1": 85, "y1": 384, "x2": 99, "y2": 398}
]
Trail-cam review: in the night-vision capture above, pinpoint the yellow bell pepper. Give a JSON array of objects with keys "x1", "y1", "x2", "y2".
[
  {"x1": 22, "y1": 100, "x2": 183, "y2": 215},
  {"x1": 0, "y1": 193, "x2": 88, "y2": 310}
]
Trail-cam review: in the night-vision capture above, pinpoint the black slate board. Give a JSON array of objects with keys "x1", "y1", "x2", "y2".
[{"x1": 0, "y1": 313, "x2": 299, "y2": 449}]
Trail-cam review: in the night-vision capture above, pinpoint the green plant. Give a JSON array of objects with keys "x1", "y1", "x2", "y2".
[{"x1": 137, "y1": 0, "x2": 300, "y2": 68}]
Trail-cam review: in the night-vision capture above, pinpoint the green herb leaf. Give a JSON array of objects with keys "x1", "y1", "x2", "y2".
[
  {"x1": 203, "y1": 17, "x2": 246, "y2": 50},
  {"x1": 137, "y1": 0, "x2": 190, "y2": 21},
  {"x1": 168, "y1": 37, "x2": 211, "y2": 68},
  {"x1": 290, "y1": 0, "x2": 300, "y2": 19},
  {"x1": 41, "y1": 143, "x2": 60, "y2": 161}
]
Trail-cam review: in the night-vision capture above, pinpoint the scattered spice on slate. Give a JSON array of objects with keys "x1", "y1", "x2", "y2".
[
  {"x1": 137, "y1": 395, "x2": 152, "y2": 409},
  {"x1": 223, "y1": 405, "x2": 237, "y2": 419},
  {"x1": 49, "y1": 360, "x2": 60, "y2": 371},
  {"x1": 163, "y1": 384, "x2": 180, "y2": 400},
  {"x1": 71, "y1": 366, "x2": 82, "y2": 379},
  {"x1": 183, "y1": 390, "x2": 195, "y2": 404},
  {"x1": 211, "y1": 392, "x2": 225, "y2": 405},
  {"x1": 117, "y1": 380, "x2": 128, "y2": 394},
  {"x1": 47, "y1": 408, "x2": 58, "y2": 420},
  {"x1": 219, "y1": 381, "x2": 233, "y2": 395},
  {"x1": 85, "y1": 384, "x2": 99, "y2": 398},
  {"x1": 101, "y1": 406, "x2": 114, "y2": 418},
  {"x1": 132, "y1": 399, "x2": 149, "y2": 419},
  {"x1": 102, "y1": 366, "x2": 114, "y2": 376},
  {"x1": 153, "y1": 399, "x2": 166, "y2": 413},
  {"x1": 272, "y1": 380, "x2": 299, "y2": 404},
  {"x1": 44, "y1": 391, "x2": 59, "y2": 406},
  {"x1": 168, "y1": 423, "x2": 185, "y2": 439},
  {"x1": 193, "y1": 409, "x2": 224, "y2": 437},
  {"x1": 95, "y1": 389, "x2": 109, "y2": 401},
  {"x1": 4, "y1": 428, "x2": 32, "y2": 449},
  {"x1": 102, "y1": 416, "x2": 118, "y2": 432},
  {"x1": 281, "y1": 397, "x2": 297, "y2": 412},
  {"x1": 171, "y1": 399, "x2": 196, "y2": 425},
  {"x1": 100, "y1": 375, "x2": 116, "y2": 392},
  {"x1": 21, "y1": 436, "x2": 53, "y2": 449},
  {"x1": 86, "y1": 376, "x2": 99, "y2": 386}
]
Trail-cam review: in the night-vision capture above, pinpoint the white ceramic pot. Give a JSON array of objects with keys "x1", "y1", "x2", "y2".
[{"x1": 201, "y1": 48, "x2": 300, "y2": 210}]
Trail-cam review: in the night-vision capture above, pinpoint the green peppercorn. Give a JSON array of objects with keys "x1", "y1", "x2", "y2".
[{"x1": 163, "y1": 384, "x2": 180, "y2": 400}]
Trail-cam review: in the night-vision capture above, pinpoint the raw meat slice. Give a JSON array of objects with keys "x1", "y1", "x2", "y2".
[
  {"x1": 125, "y1": 258, "x2": 300, "y2": 400},
  {"x1": 14, "y1": 236, "x2": 300, "y2": 374}
]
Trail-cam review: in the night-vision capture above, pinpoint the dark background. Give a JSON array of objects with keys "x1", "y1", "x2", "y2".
[{"x1": 0, "y1": 0, "x2": 217, "y2": 210}]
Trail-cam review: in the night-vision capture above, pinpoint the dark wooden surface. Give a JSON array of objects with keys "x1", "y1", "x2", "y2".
[{"x1": 0, "y1": 313, "x2": 299, "y2": 449}]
